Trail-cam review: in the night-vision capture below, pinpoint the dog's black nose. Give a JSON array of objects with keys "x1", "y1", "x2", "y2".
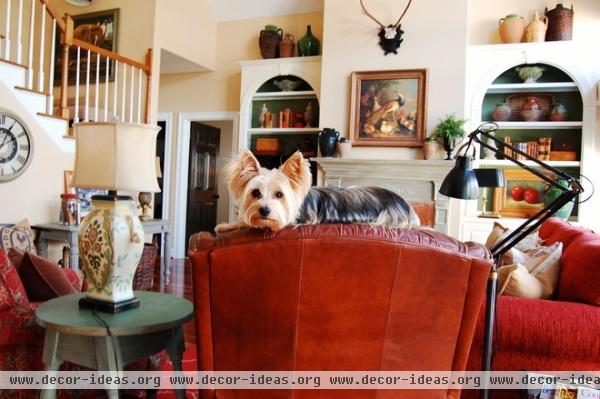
[{"x1": 259, "y1": 206, "x2": 271, "y2": 217}]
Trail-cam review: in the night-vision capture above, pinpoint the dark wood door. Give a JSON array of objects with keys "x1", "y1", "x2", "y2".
[{"x1": 186, "y1": 122, "x2": 220, "y2": 246}]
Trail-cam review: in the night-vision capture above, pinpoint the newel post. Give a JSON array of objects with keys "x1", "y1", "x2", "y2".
[
  {"x1": 144, "y1": 48, "x2": 153, "y2": 124},
  {"x1": 59, "y1": 13, "x2": 73, "y2": 120}
]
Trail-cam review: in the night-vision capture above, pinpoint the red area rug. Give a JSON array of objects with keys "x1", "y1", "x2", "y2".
[{"x1": 157, "y1": 344, "x2": 199, "y2": 399}]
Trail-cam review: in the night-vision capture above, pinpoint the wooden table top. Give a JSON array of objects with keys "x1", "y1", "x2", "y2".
[{"x1": 35, "y1": 292, "x2": 193, "y2": 337}]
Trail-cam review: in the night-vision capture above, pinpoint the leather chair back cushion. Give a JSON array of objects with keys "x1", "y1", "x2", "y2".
[{"x1": 190, "y1": 225, "x2": 491, "y2": 399}]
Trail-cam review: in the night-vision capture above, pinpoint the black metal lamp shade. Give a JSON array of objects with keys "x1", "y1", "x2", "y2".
[
  {"x1": 475, "y1": 168, "x2": 505, "y2": 188},
  {"x1": 439, "y1": 156, "x2": 479, "y2": 200}
]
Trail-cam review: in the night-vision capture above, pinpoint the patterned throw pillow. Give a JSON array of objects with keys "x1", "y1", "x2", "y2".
[
  {"x1": 0, "y1": 250, "x2": 30, "y2": 310},
  {"x1": 0, "y1": 219, "x2": 36, "y2": 254}
]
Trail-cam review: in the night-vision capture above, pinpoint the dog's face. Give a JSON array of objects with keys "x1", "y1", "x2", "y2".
[{"x1": 226, "y1": 150, "x2": 312, "y2": 231}]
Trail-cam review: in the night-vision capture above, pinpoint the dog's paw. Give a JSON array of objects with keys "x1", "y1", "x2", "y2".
[{"x1": 214, "y1": 222, "x2": 247, "y2": 234}]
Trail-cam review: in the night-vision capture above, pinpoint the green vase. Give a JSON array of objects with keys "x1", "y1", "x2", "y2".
[
  {"x1": 544, "y1": 179, "x2": 575, "y2": 220},
  {"x1": 298, "y1": 25, "x2": 320, "y2": 56}
]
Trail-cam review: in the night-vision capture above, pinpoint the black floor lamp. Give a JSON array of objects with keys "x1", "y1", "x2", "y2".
[{"x1": 439, "y1": 122, "x2": 584, "y2": 399}]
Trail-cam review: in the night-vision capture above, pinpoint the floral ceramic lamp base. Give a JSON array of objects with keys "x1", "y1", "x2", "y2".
[{"x1": 78, "y1": 196, "x2": 144, "y2": 313}]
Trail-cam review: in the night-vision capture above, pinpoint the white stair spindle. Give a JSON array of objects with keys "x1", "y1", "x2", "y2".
[
  {"x1": 26, "y1": 0, "x2": 34, "y2": 88},
  {"x1": 137, "y1": 67, "x2": 142, "y2": 124},
  {"x1": 46, "y1": 18, "x2": 56, "y2": 114},
  {"x1": 37, "y1": 2, "x2": 46, "y2": 92},
  {"x1": 94, "y1": 52, "x2": 100, "y2": 121},
  {"x1": 84, "y1": 49, "x2": 90, "y2": 122},
  {"x1": 121, "y1": 62, "x2": 126, "y2": 120},
  {"x1": 129, "y1": 64, "x2": 134, "y2": 123},
  {"x1": 16, "y1": 0, "x2": 23, "y2": 63},
  {"x1": 104, "y1": 56, "x2": 109, "y2": 121},
  {"x1": 74, "y1": 46, "x2": 81, "y2": 124},
  {"x1": 113, "y1": 60, "x2": 119, "y2": 120},
  {"x1": 4, "y1": 0, "x2": 11, "y2": 61}
]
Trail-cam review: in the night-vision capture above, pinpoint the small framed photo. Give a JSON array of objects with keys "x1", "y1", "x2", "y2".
[
  {"x1": 349, "y1": 69, "x2": 427, "y2": 147},
  {"x1": 493, "y1": 169, "x2": 554, "y2": 218}
]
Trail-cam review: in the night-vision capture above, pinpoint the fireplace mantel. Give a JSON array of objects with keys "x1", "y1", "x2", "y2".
[{"x1": 313, "y1": 158, "x2": 453, "y2": 233}]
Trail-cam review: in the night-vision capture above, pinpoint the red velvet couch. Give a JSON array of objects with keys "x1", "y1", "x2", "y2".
[{"x1": 463, "y1": 218, "x2": 600, "y2": 398}]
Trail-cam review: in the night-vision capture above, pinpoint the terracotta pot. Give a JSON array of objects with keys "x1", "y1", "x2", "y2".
[
  {"x1": 492, "y1": 103, "x2": 511, "y2": 121},
  {"x1": 498, "y1": 14, "x2": 525, "y2": 44},
  {"x1": 521, "y1": 96, "x2": 542, "y2": 121},
  {"x1": 279, "y1": 33, "x2": 295, "y2": 58},
  {"x1": 423, "y1": 141, "x2": 438, "y2": 160},
  {"x1": 259, "y1": 26, "x2": 282, "y2": 59},
  {"x1": 525, "y1": 12, "x2": 548, "y2": 42}
]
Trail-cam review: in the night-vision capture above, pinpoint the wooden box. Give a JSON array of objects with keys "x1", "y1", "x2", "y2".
[
  {"x1": 549, "y1": 151, "x2": 577, "y2": 161},
  {"x1": 255, "y1": 138, "x2": 282, "y2": 156}
]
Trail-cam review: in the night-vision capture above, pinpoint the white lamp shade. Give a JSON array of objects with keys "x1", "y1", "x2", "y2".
[{"x1": 72, "y1": 122, "x2": 161, "y2": 192}]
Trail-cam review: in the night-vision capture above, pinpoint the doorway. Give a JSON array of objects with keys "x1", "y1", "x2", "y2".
[{"x1": 185, "y1": 122, "x2": 220, "y2": 247}]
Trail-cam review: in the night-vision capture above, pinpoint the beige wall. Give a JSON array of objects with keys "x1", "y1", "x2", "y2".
[
  {"x1": 468, "y1": 0, "x2": 600, "y2": 45},
  {"x1": 319, "y1": 0, "x2": 468, "y2": 160}
]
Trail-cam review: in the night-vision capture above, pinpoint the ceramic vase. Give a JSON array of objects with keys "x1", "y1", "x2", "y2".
[
  {"x1": 516, "y1": 66, "x2": 545, "y2": 83},
  {"x1": 545, "y1": 4, "x2": 574, "y2": 41},
  {"x1": 443, "y1": 137, "x2": 456, "y2": 160},
  {"x1": 550, "y1": 101, "x2": 567, "y2": 121},
  {"x1": 544, "y1": 180, "x2": 575, "y2": 219},
  {"x1": 319, "y1": 128, "x2": 339, "y2": 157},
  {"x1": 337, "y1": 140, "x2": 352, "y2": 158},
  {"x1": 525, "y1": 12, "x2": 548, "y2": 42},
  {"x1": 259, "y1": 25, "x2": 282, "y2": 59},
  {"x1": 78, "y1": 198, "x2": 143, "y2": 303},
  {"x1": 521, "y1": 96, "x2": 542, "y2": 121},
  {"x1": 423, "y1": 141, "x2": 438, "y2": 160},
  {"x1": 492, "y1": 103, "x2": 512, "y2": 121},
  {"x1": 298, "y1": 25, "x2": 320, "y2": 56},
  {"x1": 498, "y1": 14, "x2": 525, "y2": 44},
  {"x1": 279, "y1": 33, "x2": 295, "y2": 58}
]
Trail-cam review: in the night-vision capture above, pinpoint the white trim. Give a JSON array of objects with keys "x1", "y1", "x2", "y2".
[
  {"x1": 157, "y1": 113, "x2": 173, "y2": 258},
  {"x1": 174, "y1": 111, "x2": 239, "y2": 258}
]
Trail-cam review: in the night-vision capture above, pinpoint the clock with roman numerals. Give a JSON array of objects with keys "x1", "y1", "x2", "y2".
[{"x1": 0, "y1": 112, "x2": 32, "y2": 182}]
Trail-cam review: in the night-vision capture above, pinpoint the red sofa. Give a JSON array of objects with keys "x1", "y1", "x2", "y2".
[
  {"x1": 464, "y1": 218, "x2": 600, "y2": 398},
  {"x1": 190, "y1": 224, "x2": 493, "y2": 399}
]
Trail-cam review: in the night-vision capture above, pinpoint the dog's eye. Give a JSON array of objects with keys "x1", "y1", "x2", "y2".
[
  {"x1": 275, "y1": 191, "x2": 284, "y2": 199},
  {"x1": 251, "y1": 189, "x2": 262, "y2": 199}
]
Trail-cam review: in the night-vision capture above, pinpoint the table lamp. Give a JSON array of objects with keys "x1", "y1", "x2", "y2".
[
  {"x1": 474, "y1": 169, "x2": 505, "y2": 218},
  {"x1": 439, "y1": 122, "x2": 583, "y2": 399},
  {"x1": 72, "y1": 122, "x2": 160, "y2": 313}
]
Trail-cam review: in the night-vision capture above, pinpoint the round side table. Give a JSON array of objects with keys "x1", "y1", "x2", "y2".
[{"x1": 36, "y1": 291, "x2": 193, "y2": 399}]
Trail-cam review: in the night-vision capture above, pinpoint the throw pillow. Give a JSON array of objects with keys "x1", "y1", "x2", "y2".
[
  {"x1": 17, "y1": 252, "x2": 76, "y2": 302},
  {"x1": 0, "y1": 249, "x2": 30, "y2": 309},
  {"x1": 0, "y1": 219, "x2": 37, "y2": 254},
  {"x1": 7, "y1": 248, "x2": 25, "y2": 269},
  {"x1": 497, "y1": 241, "x2": 562, "y2": 299},
  {"x1": 485, "y1": 222, "x2": 542, "y2": 266}
]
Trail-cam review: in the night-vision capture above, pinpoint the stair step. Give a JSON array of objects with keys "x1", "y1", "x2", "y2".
[
  {"x1": 15, "y1": 85, "x2": 49, "y2": 96},
  {"x1": 37, "y1": 112, "x2": 70, "y2": 122},
  {"x1": 0, "y1": 57, "x2": 27, "y2": 70}
]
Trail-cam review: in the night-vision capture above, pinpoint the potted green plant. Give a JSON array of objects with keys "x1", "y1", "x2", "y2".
[
  {"x1": 432, "y1": 114, "x2": 466, "y2": 160},
  {"x1": 423, "y1": 135, "x2": 438, "y2": 160}
]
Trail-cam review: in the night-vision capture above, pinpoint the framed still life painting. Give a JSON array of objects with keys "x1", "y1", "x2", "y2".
[
  {"x1": 349, "y1": 69, "x2": 427, "y2": 147},
  {"x1": 493, "y1": 169, "x2": 555, "y2": 218}
]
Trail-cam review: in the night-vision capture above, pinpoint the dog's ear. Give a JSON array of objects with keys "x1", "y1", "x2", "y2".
[
  {"x1": 225, "y1": 149, "x2": 261, "y2": 199},
  {"x1": 280, "y1": 151, "x2": 312, "y2": 196}
]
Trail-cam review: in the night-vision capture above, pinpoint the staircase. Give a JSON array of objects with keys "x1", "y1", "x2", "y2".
[{"x1": 0, "y1": 0, "x2": 153, "y2": 153}]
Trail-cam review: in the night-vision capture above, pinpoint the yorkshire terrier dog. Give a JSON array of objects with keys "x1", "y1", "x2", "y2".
[{"x1": 215, "y1": 149, "x2": 420, "y2": 233}]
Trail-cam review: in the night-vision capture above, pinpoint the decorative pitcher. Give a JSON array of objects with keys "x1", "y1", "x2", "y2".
[
  {"x1": 318, "y1": 128, "x2": 340, "y2": 157},
  {"x1": 498, "y1": 14, "x2": 525, "y2": 43},
  {"x1": 259, "y1": 25, "x2": 283, "y2": 59},
  {"x1": 525, "y1": 12, "x2": 548, "y2": 42}
]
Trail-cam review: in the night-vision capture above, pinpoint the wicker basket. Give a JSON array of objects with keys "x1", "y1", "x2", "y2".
[
  {"x1": 133, "y1": 243, "x2": 158, "y2": 291},
  {"x1": 506, "y1": 93, "x2": 554, "y2": 121},
  {"x1": 545, "y1": 4, "x2": 573, "y2": 41}
]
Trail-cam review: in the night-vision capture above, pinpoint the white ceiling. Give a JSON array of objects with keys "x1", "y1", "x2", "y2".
[{"x1": 213, "y1": 0, "x2": 324, "y2": 22}]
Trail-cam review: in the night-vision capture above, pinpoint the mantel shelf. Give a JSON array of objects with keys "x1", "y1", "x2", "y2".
[
  {"x1": 249, "y1": 128, "x2": 320, "y2": 135},
  {"x1": 253, "y1": 91, "x2": 317, "y2": 100},
  {"x1": 492, "y1": 121, "x2": 582, "y2": 129},
  {"x1": 487, "y1": 82, "x2": 578, "y2": 93}
]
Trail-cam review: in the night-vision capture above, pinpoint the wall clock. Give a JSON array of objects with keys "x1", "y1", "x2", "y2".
[{"x1": 0, "y1": 112, "x2": 33, "y2": 182}]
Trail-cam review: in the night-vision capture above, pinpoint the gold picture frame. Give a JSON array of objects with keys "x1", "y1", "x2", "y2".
[{"x1": 349, "y1": 69, "x2": 427, "y2": 147}]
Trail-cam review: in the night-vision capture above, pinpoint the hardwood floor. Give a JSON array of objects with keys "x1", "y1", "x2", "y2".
[{"x1": 152, "y1": 258, "x2": 196, "y2": 345}]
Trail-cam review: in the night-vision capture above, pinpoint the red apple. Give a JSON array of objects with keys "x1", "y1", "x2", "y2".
[
  {"x1": 524, "y1": 188, "x2": 542, "y2": 204},
  {"x1": 511, "y1": 186, "x2": 525, "y2": 201}
]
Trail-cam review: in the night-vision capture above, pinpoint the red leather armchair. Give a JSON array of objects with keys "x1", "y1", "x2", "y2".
[{"x1": 189, "y1": 225, "x2": 492, "y2": 399}]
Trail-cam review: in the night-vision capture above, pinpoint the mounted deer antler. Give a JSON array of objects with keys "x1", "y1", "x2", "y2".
[{"x1": 359, "y1": 0, "x2": 413, "y2": 55}]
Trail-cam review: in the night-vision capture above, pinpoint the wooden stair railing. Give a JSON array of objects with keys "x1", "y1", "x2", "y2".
[{"x1": 0, "y1": 0, "x2": 153, "y2": 130}]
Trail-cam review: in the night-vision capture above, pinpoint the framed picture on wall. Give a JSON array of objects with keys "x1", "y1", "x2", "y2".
[
  {"x1": 493, "y1": 169, "x2": 554, "y2": 218},
  {"x1": 349, "y1": 69, "x2": 427, "y2": 147},
  {"x1": 54, "y1": 8, "x2": 119, "y2": 85}
]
